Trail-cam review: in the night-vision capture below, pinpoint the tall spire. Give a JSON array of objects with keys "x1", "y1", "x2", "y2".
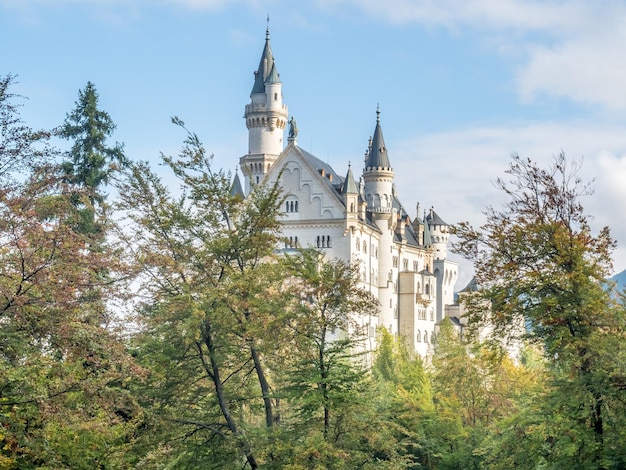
[
  {"x1": 251, "y1": 20, "x2": 276, "y2": 95},
  {"x1": 365, "y1": 106, "x2": 391, "y2": 169}
]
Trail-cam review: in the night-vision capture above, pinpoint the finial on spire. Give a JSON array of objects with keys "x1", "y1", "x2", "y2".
[
  {"x1": 266, "y1": 14, "x2": 270, "y2": 39},
  {"x1": 376, "y1": 103, "x2": 380, "y2": 123}
]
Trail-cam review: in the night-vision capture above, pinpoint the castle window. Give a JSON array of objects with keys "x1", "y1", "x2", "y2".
[
  {"x1": 316, "y1": 236, "x2": 321, "y2": 248},
  {"x1": 423, "y1": 331, "x2": 428, "y2": 343},
  {"x1": 295, "y1": 201, "x2": 298, "y2": 212},
  {"x1": 256, "y1": 176, "x2": 259, "y2": 184},
  {"x1": 363, "y1": 243, "x2": 367, "y2": 254},
  {"x1": 403, "y1": 258, "x2": 409, "y2": 271},
  {"x1": 416, "y1": 330, "x2": 421, "y2": 342},
  {"x1": 425, "y1": 284, "x2": 430, "y2": 295},
  {"x1": 413, "y1": 261, "x2": 418, "y2": 272},
  {"x1": 356, "y1": 238, "x2": 360, "y2": 251},
  {"x1": 392, "y1": 256, "x2": 398, "y2": 268},
  {"x1": 274, "y1": 92, "x2": 278, "y2": 100}
]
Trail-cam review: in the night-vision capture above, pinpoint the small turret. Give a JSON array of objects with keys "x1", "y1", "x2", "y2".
[
  {"x1": 362, "y1": 107, "x2": 394, "y2": 218},
  {"x1": 426, "y1": 207, "x2": 449, "y2": 260}
]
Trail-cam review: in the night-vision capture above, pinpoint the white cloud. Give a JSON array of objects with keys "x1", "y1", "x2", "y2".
[
  {"x1": 317, "y1": 0, "x2": 626, "y2": 111},
  {"x1": 391, "y1": 121, "x2": 626, "y2": 274}
]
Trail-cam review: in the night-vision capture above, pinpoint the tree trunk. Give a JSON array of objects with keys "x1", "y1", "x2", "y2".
[{"x1": 200, "y1": 328, "x2": 258, "y2": 469}]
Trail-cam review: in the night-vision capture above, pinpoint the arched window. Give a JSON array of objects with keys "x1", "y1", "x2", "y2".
[
  {"x1": 316, "y1": 236, "x2": 321, "y2": 248},
  {"x1": 356, "y1": 238, "x2": 360, "y2": 251},
  {"x1": 423, "y1": 331, "x2": 428, "y2": 343},
  {"x1": 294, "y1": 201, "x2": 298, "y2": 212},
  {"x1": 285, "y1": 202, "x2": 290, "y2": 212},
  {"x1": 416, "y1": 330, "x2": 421, "y2": 342},
  {"x1": 425, "y1": 284, "x2": 430, "y2": 295}
]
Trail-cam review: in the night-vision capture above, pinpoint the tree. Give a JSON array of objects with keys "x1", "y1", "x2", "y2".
[
  {"x1": 269, "y1": 251, "x2": 407, "y2": 469},
  {"x1": 454, "y1": 153, "x2": 626, "y2": 468},
  {"x1": 0, "y1": 165, "x2": 142, "y2": 469},
  {"x1": 0, "y1": 74, "x2": 53, "y2": 186},
  {"x1": 59, "y1": 82, "x2": 126, "y2": 235},
  {"x1": 115, "y1": 119, "x2": 288, "y2": 469}
]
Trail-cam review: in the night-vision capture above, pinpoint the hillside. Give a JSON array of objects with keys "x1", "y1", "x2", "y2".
[{"x1": 612, "y1": 269, "x2": 626, "y2": 292}]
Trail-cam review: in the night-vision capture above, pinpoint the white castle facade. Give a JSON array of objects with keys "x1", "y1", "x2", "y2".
[{"x1": 232, "y1": 29, "x2": 459, "y2": 357}]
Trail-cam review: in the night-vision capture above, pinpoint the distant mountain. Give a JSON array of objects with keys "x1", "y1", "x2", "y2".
[{"x1": 610, "y1": 269, "x2": 626, "y2": 293}]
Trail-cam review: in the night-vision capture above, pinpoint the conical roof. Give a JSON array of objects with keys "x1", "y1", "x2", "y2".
[
  {"x1": 422, "y1": 213, "x2": 433, "y2": 246},
  {"x1": 342, "y1": 165, "x2": 358, "y2": 194},
  {"x1": 265, "y1": 61, "x2": 281, "y2": 85},
  {"x1": 230, "y1": 171, "x2": 245, "y2": 198},
  {"x1": 251, "y1": 27, "x2": 275, "y2": 95},
  {"x1": 365, "y1": 108, "x2": 391, "y2": 169},
  {"x1": 426, "y1": 208, "x2": 448, "y2": 226}
]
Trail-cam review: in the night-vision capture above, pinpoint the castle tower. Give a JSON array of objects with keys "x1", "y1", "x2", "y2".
[
  {"x1": 362, "y1": 107, "x2": 394, "y2": 216},
  {"x1": 342, "y1": 163, "x2": 359, "y2": 232},
  {"x1": 362, "y1": 108, "x2": 397, "y2": 332},
  {"x1": 426, "y1": 208, "x2": 457, "y2": 321},
  {"x1": 240, "y1": 26, "x2": 288, "y2": 194}
]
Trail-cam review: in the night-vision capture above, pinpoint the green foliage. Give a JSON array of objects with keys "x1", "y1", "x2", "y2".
[
  {"x1": 0, "y1": 166, "x2": 142, "y2": 469},
  {"x1": 59, "y1": 82, "x2": 126, "y2": 236},
  {"x1": 60, "y1": 82, "x2": 126, "y2": 195},
  {"x1": 0, "y1": 74, "x2": 53, "y2": 186},
  {"x1": 116, "y1": 119, "x2": 288, "y2": 468},
  {"x1": 454, "y1": 153, "x2": 626, "y2": 469}
]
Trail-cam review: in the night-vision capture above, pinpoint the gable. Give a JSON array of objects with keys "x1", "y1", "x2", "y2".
[{"x1": 265, "y1": 144, "x2": 346, "y2": 220}]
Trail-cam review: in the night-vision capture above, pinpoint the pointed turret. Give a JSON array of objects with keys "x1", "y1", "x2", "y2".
[
  {"x1": 365, "y1": 107, "x2": 391, "y2": 170},
  {"x1": 251, "y1": 26, "x2": 275, "y2": 95},
  {"x1": 240, "y1": 25, "x2": 288, "y2": 194},
  {"x1": 426, "y1": 207, "x2": 450, "y2": 260},
  {"x1": 264, "y1": 61, "x2": 281, "y2": 85},
  {"x1": 362, "y1": 107, "x2": 394, "y2": 216},
  {"x1": 342, "y1": 164, "x2": 359, "y2": 195},
  {"x1": 230, "y1": 170, "x2": 245, "y2": 198},
  {"x1": 422, "y1": 211, "x2": 433, "y2": 247}
]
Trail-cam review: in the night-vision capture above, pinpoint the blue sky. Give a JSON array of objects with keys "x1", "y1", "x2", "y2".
[{"x1": 3, "y1": 0, "x2": 626, "y2": 286}]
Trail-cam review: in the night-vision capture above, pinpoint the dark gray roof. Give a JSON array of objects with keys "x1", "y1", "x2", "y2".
[
  {"x1": 251, "y1": 30, "x2": 275, "y2": 95},
  {"x1": 426, "y1": 209, "x2": 448, "y2": 226},
  {"x1": 294, "y1": 146, "x2": 382, "y2": 234},
  {"x1": 365, "y1": 111, "x2": 391, "y2": 169},
  {"x1": 341, "y1": 166, "x2": 358, "y2": 194},
  {"x1": 423, "y1": 217, "x2": 433, "y2": 246},
  {"x1": 299, "y1": 147, "x2": 343, "y2": 183},
  {"x1": 265, "y1": 62, "x2": 281, "y2": 85},
  {"x1": 230, "y1": 172, "x2": 244, "y2": 198}
]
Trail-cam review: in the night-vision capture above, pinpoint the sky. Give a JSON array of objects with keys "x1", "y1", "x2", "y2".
[{"x1": 3, "y1": 0, "x2": 626, "y2": 289}]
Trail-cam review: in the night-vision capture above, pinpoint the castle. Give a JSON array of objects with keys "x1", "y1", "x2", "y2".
[{"x1": 232, "y1": 28, "x2": 459, "y2": 357}]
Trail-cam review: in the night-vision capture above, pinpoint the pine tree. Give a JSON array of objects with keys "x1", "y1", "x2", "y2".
[{"x1": 59, "y1": 82, "x2": 126, "y2": 235}]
